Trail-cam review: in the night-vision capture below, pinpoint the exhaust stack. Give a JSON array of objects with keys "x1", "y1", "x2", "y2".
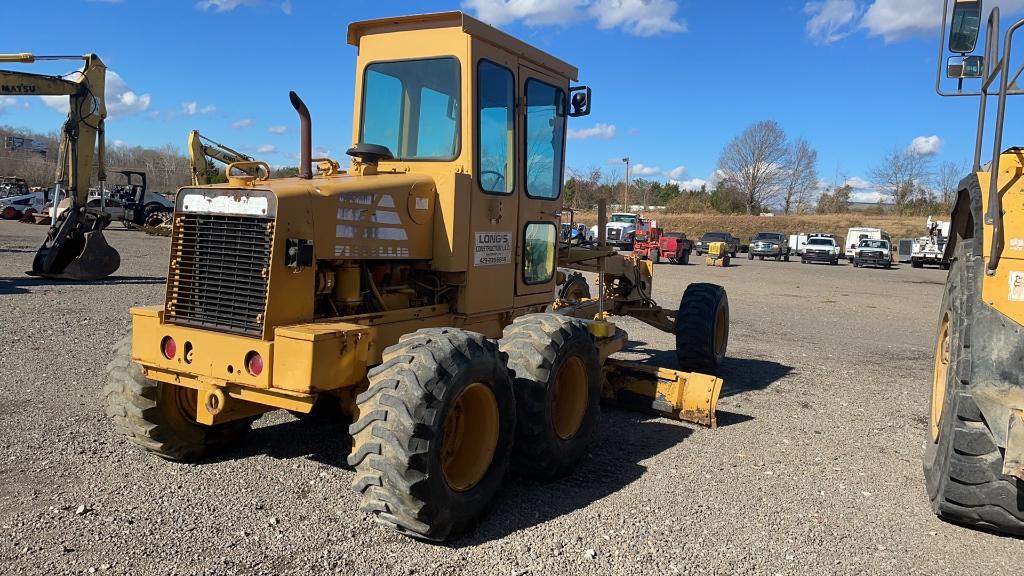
[{"x1": 289, "y1": 91, "x2": 312, "y2": 180}]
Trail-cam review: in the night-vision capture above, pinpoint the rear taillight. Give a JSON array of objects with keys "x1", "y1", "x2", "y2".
[
  {"x1": 245, "y1": 351, "x2": 264, "y2": 376},
  {"x1": 161, "y1": 336, "x2": 177, "y2": 359}
]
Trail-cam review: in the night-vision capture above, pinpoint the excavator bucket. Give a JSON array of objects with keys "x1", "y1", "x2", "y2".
[
  {"x1": 29, "y1": 213, "x2": 120, "y2": 280},
  {"x1": 604, "y1": 359, "x2": 723, "y2": 427}
]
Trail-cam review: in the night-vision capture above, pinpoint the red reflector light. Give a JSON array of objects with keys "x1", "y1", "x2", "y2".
[
  {"x1": 246, "y1": 351, "x2": 263, "y2": 376},
  {"x1": 161, "y1": 336, "x2": 177, "y2": 359}
]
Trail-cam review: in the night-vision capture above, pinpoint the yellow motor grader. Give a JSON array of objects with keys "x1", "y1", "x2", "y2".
[
  {"x1": 928, "y1": 0, "x2": 1024, "y2": 536},
  {"x1": 105, "y1": 12, "x2": 729, "y2": 541}
]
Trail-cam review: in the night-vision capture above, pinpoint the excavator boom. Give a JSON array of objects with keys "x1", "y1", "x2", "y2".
[
  {"x1": 1, "y1": 53, "x2": 120, "y2": 280},
  {"x1": 187, "y1": 130, "x2": 255, "y2": 185}
]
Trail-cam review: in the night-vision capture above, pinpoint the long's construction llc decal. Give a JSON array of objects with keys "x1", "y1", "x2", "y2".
[{"x1": 474, "y1": 231, "x2": 512, "y2": 266}]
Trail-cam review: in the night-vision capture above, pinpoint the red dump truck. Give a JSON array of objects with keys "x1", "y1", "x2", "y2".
[{"x1": 633, "y1": 224, "x2": 694, "y2": 264}]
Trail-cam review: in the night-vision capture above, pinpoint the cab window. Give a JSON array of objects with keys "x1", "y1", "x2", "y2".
[
  {"x1": 477, "y1": 60, "x2": 515, "y2": 194},
  {"x1": 360, "y1": 57, "x2": 460, "y2": 160},
  {"x1": 523, "y1": 222, "x2": 556, "y2": 284},
  {"x1": 524, "y1": 79, "x2": 566, "y2": 199}
]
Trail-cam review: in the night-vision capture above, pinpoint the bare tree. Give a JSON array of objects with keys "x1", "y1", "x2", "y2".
[
  {"x1": 871, "y1": 147, "x2": 932, "y2": 215},
  {"x1": 936, "y1": 160, "x2": 966, "y2": 209},
  {"x1": 815, "y1": 184, "x2": 852, "y2": 214},
  {"x1": 717, "y1": 120, "x2": 788, "y2": 214},
  {"x1": 780, "y1": 138, "x2": 819, "y2": 215}
]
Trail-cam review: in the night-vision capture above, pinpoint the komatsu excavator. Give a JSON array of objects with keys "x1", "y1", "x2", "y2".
[{"x1": 0, "y1": 53, "x2": 119, "y2": 280}]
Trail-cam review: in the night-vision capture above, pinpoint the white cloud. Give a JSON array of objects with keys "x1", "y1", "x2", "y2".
[
  {"x1": 182, "y1": 101, "x2": 216, "y2": 116},
  {"x1": 804, "y1": 0, "x2": 1024, "y2": 44},
  {"x1": 908, "y1": 135, "x2": 942, "y2": 156},
  {"x1": 462, "y1": 0, "x2": 686, "y2": 36},
  {"x1": 664, "y1": 165, "x2": 687, "y2": 180},
  {"x1": 41, "y1": 70, "x2": 150, "y2": 119},
  {"x1": 280, "y1": 0, "x2": 292, "y2": 14},
  {"x1": 256, "y1": 144, "x2": 277, "y2": 154},
  {"x1": 567, "y1": 123, "x2": 616, "y2": 140},
  {"x1": 851, "y1": 190, "x2": 886, "y2": 203},
  {"x1": 195, "y1": 0, "x2": 258, "y2": 11},
  {"x1": 844, "y1": 176, "x2": 872, "y2": 189},
  {"x1": 671, "y1": 177, "x2": 707, "y2": 190},
  {"x1": 631, "y1": 163, "x2": 661, "y2": 176},
  {"x1": 268, "y1": 125, "x2": 288, "y2": 134},
  {"x1": 112, "y1": 139, "x2": 127, "y2": 147},
  {"x1": 804, "y1": 0, "x2": 858, "y2": 44},
  {"x1": 589, "y1": 0, "x2": 686, "y2": 36},
  {"x1": 0, "y1": 96, "x2": 29, "y2": 115},
  {"x1": 314, "y1": 147, "x2": 332, "y2": 157},
  {"x1": 231, "y1": 118, "x2": 253, "y2": 129}
]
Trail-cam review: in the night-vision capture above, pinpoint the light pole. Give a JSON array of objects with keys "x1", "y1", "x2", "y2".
[{"x1": 621, "y1": 157, "x2": 630, "y2": 210}]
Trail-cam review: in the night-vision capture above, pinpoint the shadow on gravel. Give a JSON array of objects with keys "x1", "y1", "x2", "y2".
[
  {"x1": 624, "y1": 341, "x2": 793, "y2": 400},
  {"x1": 213, "y1": 415, "x2": 353, "y2": 469},
  {"x1": 454, "y1": 410, "x2": 694, "y2": 546},
  {"x1": 0, "y1": 275, "x2": 165, "y2": 294}
]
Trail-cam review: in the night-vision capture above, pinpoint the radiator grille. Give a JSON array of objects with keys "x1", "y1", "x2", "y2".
[{"x1": 165, "y1": 214, "x2": 274, "y2": 337}]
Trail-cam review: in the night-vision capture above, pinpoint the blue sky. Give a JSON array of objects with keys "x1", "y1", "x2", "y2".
[{"x1": 2, "y1": 0, "x2": 1022, "y2": 201}]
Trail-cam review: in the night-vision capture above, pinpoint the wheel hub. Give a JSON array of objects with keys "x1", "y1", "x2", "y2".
[
  {"x1": 931, "y1": 312, "x2": 951, "y2": 443},
  {"x1": 441, "y1": 383, "x2": 499, "y2": 492},
  {"x1": 551, "y1": 357, "x2": 588, "y2": 440}
]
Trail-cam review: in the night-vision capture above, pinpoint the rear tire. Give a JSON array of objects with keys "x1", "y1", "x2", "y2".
[
  {"x1": 348, "y1": 328, "x2": 515, "y2": 541},
  {"x1": 748, "y1": 252, "x2": 754, "y2": 260},
  {"x1": 924, "y1": 238, "x2": 1024, "y2": 535},
  {"x1": 500, "y1": 314, "x2": 602, "y2": 479},
  {"x1": 675, "y1": 283, "x2": 729, "y2": 373},
  {"x1": 103, "y1": 336, "x2": 255, "y2": 461},
  {"x1": 681, "y1": 250, "x2": 690, "y2": 265},
  {"x1": 650, "y1": 249, "x2": 659, "y2": 263}
]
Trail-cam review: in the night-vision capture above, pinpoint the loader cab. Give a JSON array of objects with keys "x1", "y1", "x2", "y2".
[{"x1": 348, "y1": 11, "x2": 590, "y2": 315}]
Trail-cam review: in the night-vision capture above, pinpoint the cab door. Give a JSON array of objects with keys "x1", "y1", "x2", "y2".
[{"x1": 515, "y1": 65, "x2": 567, "y2": 298}]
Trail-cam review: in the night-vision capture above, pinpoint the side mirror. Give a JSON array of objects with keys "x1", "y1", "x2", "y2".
[
  {"x1": 949, "y1": 0, "x2": 983, "y2": 54},
  {"x1": 568, "y1": 86, "x2": 591, "y2": 117},
  {"x1": 947, "y1": 55, "x2": 984, "y2": 78}
]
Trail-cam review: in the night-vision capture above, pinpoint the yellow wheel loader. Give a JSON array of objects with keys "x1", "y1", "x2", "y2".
[
  {"x1": 928, "y1": 0, "x2": 1024, "y2": 536},
  {"x1": 104, "y1": 12, "x2": 729, "y2": 541},
  {"x1": 0, "y1": 53, "x2": 120, "y2": 280}
]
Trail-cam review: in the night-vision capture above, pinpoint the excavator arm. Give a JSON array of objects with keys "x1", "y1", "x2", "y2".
[
  {"x1": 187, "y1": 130, "x2": 255, "y2": 185},
  {"x1": 0, "y1": 53, "x2": 119, "y2": 280}
]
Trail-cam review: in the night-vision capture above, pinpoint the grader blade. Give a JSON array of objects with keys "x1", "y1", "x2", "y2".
[{"x1": 604, "y1": 359, "x2": 723, "y2": 427}]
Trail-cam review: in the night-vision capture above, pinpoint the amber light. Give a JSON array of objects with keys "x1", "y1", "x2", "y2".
[
  {"x1": 161, "y1": 336, "x2": 177, "y2": 359},
  {"x1": 245, "y1": 351, "x2": 263, "y2": 376}
]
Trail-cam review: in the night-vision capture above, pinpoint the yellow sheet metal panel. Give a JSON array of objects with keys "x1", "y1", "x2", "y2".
[
  {"x1": 272, "y1": 322, "x2": 371, "y2": 393},
  {"x1": 131, "y1": 307, "x2": 274, "y2": 389},
  {"x1": 979, "y1": 155, "x2": 1024, "y2": 326}
]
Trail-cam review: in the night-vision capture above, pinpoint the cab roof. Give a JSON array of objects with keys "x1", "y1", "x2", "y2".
[{"x1": 346, "y1": 11, "x2": 579, "y2": 81}]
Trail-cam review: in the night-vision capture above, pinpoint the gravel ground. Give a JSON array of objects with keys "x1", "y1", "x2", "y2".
[{"x1": 1, "y1": 220, "x2": 1022, "y2": 575}]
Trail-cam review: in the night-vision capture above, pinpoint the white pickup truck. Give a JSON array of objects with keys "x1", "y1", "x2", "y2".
[
  {"x1": 591, "y1": 212, "x2": 644, "y2": 249},
  {"x1": 800, "y1": 236, "x2": 841, "y2": 265}
]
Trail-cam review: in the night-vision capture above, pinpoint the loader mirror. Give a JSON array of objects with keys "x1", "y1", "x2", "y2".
[
  {"x1": 947, "y1": 55, "x2": 984, "y2": 78},
  {"x1": 949, "y1": 0, "x2": 983, "y2": 54},
  {"x1": 568, "y1": 86, "x2": 591, "y2": 117}
]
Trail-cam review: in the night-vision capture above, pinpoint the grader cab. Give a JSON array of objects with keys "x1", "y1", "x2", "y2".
[{"x1": 105, "y1": 11, "x2": 730, "y2": 541}]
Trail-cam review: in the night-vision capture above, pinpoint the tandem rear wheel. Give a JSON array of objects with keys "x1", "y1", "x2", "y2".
[{"x1": 348, "y1": 328, "x2": 516, "y2": 541}]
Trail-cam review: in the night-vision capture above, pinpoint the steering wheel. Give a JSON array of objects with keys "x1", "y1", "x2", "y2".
[{"x1": 480, "y1": 170, "x2": 506, "y2": 191}]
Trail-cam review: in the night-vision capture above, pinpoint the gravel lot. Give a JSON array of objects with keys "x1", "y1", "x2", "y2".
[{"x1": 1, "y1": 220, "x2": 1022, "y2": 575}]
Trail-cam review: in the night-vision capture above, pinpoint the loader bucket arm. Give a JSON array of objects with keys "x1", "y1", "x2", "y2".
[{"x1": 0, "y1": 53, "x2": 120, "y2": 280}]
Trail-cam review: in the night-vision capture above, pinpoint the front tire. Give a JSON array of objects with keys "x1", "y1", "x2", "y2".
[
  {"x1": 500, "y1": 315, "x2": 602, "y2": 479},
  {"x1": 349, "y1": 328, "x2": 515, "y2": 541},
  {"x1": 675, "y1": 283, "x2": 729, "y2": 373},
  {"x1": 924, "y1": 239, "x2": 1024, "y2": 535}
]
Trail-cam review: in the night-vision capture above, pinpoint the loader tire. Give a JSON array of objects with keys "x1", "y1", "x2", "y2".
[
  {"x1": 675, "y1": 283, "x2": 729, "y2": 373},
  {"x1": 500, "y1": 314, "x2": 602, "y2": 479},
  {"x1": 103, "y1": 336, "x2": 255, "y2": 461},
  {"x1": 924, "y1": 238, "x2": 1024, "y2": 535},
  {"x1": 348, "y1": 328, "x2": 515, "y2": 541}
]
